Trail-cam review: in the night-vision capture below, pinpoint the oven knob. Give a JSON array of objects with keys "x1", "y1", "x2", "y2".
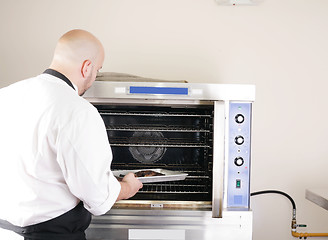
[
  {"x1": 235, "y1": 135, "x2": 244, "y2": 145},
  {"x1": 234, "y1": 157, "x2": 244, "y2": 166},
  {"x1": 235, "y1": 114, "x2": 245, "y2": 124}
]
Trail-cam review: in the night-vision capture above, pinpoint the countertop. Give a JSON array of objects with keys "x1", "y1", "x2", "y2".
[{"x1": 306, "y1": 188, "x2": 328, "y2": 211}]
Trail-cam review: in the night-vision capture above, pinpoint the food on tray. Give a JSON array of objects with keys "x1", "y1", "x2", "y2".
[
  {"x1": 134, "y1": 170, "x2": 165, "y2": 177},
  {"x1": 117, "y1": 170, "x2": 165, "y2": 179},
  {"x1": 114, "y1": 169, "x2": 188, "y2": 183}
]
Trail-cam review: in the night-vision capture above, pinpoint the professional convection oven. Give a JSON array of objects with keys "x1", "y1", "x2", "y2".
[{"x1": 83, "y1": 75, "x2": 255, "y2": 240}]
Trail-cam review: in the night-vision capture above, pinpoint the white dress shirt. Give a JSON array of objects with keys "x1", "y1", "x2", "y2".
[{"x1": 0, "y1": 73, "x2": 121, "y2": 230}]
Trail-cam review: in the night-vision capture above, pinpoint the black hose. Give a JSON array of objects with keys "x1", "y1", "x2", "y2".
[{"x1": 251, "y1": 190, "x2": 296, "y2": 211}]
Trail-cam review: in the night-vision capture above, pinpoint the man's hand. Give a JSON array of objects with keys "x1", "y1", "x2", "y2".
[{"x1": 116, "y1": 172, "x2": 143, "y2": 201}]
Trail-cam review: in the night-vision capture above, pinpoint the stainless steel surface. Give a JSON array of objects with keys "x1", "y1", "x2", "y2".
[
  {"x1": 212, "y1": 101, "x2": 225, "y2": 218},
  {"x1": 84, "y1": 81, "x2": 256, "y2": 102},
  {"x1": 112, "y1": 200, "x2": 212, "y2": 209},
  {"x1": 113, "y1": 169, "x2": 188, "y2": 183},
  {"x1": 86, "y1": 209, "x2": 253, "y2": 240},
  {"x1": 306, "y1": 188, "x2": 328, "y2": 211},
  {"x1": 96, "y1": 72, "x2": 188, "y2": 83}
]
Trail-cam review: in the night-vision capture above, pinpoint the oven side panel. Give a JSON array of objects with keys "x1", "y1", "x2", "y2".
[
  {"x1": 213, "y1": 101, "x2": 253, "y2": 213},
  {"x1": 226, "y1": 102, "x2": 252, "y2": 210}
]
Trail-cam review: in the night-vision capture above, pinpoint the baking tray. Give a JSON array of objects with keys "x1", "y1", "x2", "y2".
[{"x1": 112, "y1": 168, "x2": 188, "y2": 183}]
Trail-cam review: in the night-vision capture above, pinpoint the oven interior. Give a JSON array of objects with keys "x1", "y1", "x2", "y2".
[{"x1": 94, "y1": 103, "x2": 214, "y2": 202}]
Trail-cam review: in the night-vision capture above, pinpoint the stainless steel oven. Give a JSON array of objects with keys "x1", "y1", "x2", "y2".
[{"x1": 83, "y1": 77, "x2": 255, "y2": 240}]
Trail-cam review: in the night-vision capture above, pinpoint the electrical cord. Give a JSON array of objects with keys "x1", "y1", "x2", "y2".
[
  {"x1": 251, "y1": 190, "x2": 296, "y2": 210},
  {"x1": 251, "y1": 189, "x2": 328, "y2": 239},
  {"x1": 251, "y1": 190, "x2": 296, "y2": 219}
]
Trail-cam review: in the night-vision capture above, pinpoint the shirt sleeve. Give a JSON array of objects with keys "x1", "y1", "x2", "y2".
[{"x1": 56, "y1": 105, "x2": 121, "y2": 216}]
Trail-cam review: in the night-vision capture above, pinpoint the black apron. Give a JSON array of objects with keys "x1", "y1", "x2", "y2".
[
  {"x1": 0, "y1": 201, "x2": 92, "y2": 240},
  {"x1": 0, "y1": 70, "x2": 91, "y2": 239}
]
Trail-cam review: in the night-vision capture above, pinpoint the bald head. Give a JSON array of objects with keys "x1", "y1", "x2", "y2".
[
  {"x1": 49, "y1": 29, "x2": 105, "y2": 95},
  {"x1": 52, "y1": 29, "x2": 104, "y2": 65}
]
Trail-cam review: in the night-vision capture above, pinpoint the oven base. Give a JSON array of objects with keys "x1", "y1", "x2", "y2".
[{"x1": 86, "y1": 209, "x2": 252, "y2": 240}]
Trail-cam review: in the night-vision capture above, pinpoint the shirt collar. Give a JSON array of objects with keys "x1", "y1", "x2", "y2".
[{"x1": 43, "y1": 69, "x2": 78, "y2": 93}]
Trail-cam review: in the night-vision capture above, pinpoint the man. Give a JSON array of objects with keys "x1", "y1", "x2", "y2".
[{"x1": 0, "y1": 29, "x2": 143, "y2": 240}]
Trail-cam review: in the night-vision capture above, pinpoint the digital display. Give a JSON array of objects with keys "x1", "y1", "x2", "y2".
[{"x1": 129, "y1": 86, "x2": 189, "y2": 95}]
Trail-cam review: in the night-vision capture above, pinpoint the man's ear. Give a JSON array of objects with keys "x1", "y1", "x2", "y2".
[{"x1": 81, "y1": 60, "x2": 92, "y2": 78}]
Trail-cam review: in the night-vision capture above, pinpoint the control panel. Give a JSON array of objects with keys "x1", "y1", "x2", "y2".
[{"x1": 227, "y1": 102, "x2": 252, "y2": 209}]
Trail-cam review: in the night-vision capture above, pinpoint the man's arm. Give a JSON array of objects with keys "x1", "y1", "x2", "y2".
[{"x1": 117, "y1": 172, "x2": 143, "y2": 201}]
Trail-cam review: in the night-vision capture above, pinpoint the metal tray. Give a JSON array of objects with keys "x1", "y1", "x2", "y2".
[{"x1": 112, "y1": 168, "x2": 188, "y2": 183}]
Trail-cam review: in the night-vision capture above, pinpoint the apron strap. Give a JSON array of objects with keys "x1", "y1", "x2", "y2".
[{"x1": 0, "y1": 201, "x2": 91, "y2": 240}]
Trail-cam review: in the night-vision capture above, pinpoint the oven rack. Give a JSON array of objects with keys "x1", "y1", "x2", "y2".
[
  {"x1": 110, "y1": 143, "x2": 211, "y2": 148},
  {"x1": 106, "y1": 126, "x2": 210, "y2": 133},
  {"x1": 99, "y1": 112, "x2": 212, "y2": 118},
  {"x1": 139, "y1": 183, "x2": 209, "y2": 194},
  {"x1": 111, "y1": 167, "x2": 212, "y2": 201},
  {"x1": 109, "y1": 135, "x2": 211, "y2": 147},
  {"x1": 112, "y1": 165, "x2": 210, "y2": 173}
]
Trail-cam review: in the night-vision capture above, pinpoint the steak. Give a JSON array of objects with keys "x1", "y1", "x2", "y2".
[{"x1": 134, "y1": 170, "x2": 164, "y2": 177}]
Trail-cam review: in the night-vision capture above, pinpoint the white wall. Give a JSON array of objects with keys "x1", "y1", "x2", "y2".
[{"x1": 1, "y1": 0, "x2": 328, "y2": 239}]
